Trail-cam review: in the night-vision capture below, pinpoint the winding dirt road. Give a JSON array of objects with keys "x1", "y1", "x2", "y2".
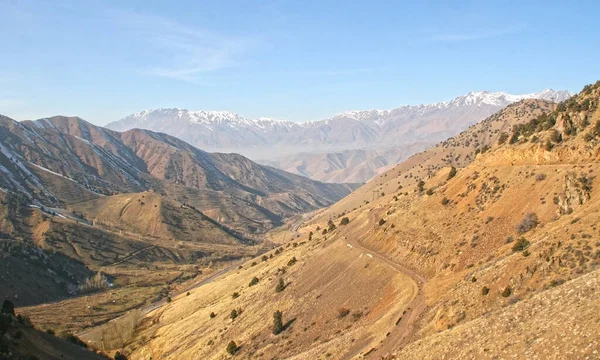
[{"x1": 344, "y1": 237, "x2": 427, "y2": 359}]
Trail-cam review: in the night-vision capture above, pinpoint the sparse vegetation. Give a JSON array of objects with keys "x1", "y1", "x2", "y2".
[
  {"x1": 447, "y1": 166, "x2": 457, "y2": 180},
  {"x1": 230, "y1": 309, "x2": 239, "y2": 320},
  {"x1": 378, "y1": 218, "x2": 386, "y2": 226},
  {"x1": 512, "y1": 238, "x2": 530, "y2": 252},
  {"x1": 272, "y1": 310, "x2": 284, "y2": 335},
  {"x1": 337, "y1": 308, "x2": 350, "y2": 319},
  {"x1": 516, "y1": 213, "x2": 539, "y2": 234},
  {"x1": 501, "y1": 287, "x2": 512, "y2": 297},
  {"x1": 226, "y1": 340, "x2": 239, "y2": 355},
  {"x1": 275, "y1": 278, "x2": 285, "y2": 293},
  {"x1": 249, "y1": 277, "x2": 259, "y2": 287},
  {"x1": 340, "y1": 217, "x2": 350, "y2": 225}
]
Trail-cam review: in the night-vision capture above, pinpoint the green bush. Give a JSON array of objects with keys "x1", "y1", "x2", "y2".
[
  {"x1": 512, "y1": 238, "x2": 530, "y2": 252},
  {"x1": 275, "y1": 278, "x2": 285, "y2": 293},
  {"x1": 249, "y1": 277, "x2": 259, "y2": 287},
  {"x1": 447, "y1": 166, "x2": 457, "y2": 180},
  {"x1": 272, "y1": 310, "x2": 284, "y2": 335},
  {"x1": 501, "y1": 287, "x2": 512, "y2": 297},
  {"x1": 230, "y1": 309, "x2": 238, "y2": 320},
  {"x1": 226, "y1": 341, "x2": 239, "y2": 355},
  {"x1": 340, "y1": 217, "x2": 350, "y2": 226}
]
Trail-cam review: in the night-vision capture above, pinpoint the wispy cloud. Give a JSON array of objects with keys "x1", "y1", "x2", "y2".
[
  {"x1": 107, "y1": 9, "x2": 259, "y2": 83},
  {"x1": 300, "y1": 67, "x2": 384, "y2": 76},
  {"x1": 0, "y1": 99, "x2": 24, "y2": 108},
  {"x1": 428, "y1": 26, "x2": 523, "y2": 43}
]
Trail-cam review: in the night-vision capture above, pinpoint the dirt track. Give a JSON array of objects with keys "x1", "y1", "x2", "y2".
[{"x1": 344, "y1": 237, "x2": 426, "y2": 359}]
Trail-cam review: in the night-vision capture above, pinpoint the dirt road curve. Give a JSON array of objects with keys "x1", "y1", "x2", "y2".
[{"x1": 344, "y1": 237, "x2": 427, "y2": 359}]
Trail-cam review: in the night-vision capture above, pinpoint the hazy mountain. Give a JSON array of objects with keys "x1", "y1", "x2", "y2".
[{"x1": 107, "y1": 90, "x2": 572, "y2": 183}]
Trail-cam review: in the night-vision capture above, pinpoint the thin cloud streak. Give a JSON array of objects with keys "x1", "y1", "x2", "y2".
[
  {"x1": 428, "y1": 26, "x2": 524, "y2": 43},
  {"x1": 106, "y1": 9, "x2": 260, "y2": 83}
]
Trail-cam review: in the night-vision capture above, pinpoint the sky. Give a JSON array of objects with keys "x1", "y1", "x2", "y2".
[{"x1": 0, "y1": 0, "x2": 599, "y2": 125}]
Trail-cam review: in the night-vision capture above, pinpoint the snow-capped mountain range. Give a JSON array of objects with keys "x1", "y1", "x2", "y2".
[{"x1": 107, "y1": 89, "x2": 572, "y2": 162}]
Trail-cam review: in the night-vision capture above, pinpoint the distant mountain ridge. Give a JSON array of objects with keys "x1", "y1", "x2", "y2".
[
  {"x1": 107, "y1": 89, "x2": 572, "y2": 154},
  {"x1": 106, "y1": 89, "x2": 572, "y2": 182}
]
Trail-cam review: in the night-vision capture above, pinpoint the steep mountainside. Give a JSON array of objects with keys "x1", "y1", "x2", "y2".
[
  {"x1": 0, "y1": 115, "x2": 355, "y2": 234},
  {"x1": 111, "y1": 82, "x2": 599, "y2": 359}
]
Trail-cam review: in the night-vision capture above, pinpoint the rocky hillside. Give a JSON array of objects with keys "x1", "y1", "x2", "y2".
[
  {"x1": 103, "y1": 82, "x2": 599, "y2": 359},
  {"x1": 0, "y1": 115, "x2": 356, "y2": 234},
  {"x1": 310, "y1": 80, "x2": 600, "y2": 357}
]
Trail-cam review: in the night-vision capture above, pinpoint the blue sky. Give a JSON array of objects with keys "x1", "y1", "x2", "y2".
[{"x1": 0, "y1": 0, "x2": 598, "y2": 125}]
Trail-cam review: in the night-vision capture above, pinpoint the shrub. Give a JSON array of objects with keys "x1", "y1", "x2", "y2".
[
  {"x1": 272, "y1": 310, "x2": 284, "y2": 335},
  {"x1": 287, "y1": 257, "x2": 297, "y2": 266},
  {"x1": 501, "y1": 287, "x2": 512, "y2": 297},
  {"x1": 166, "y1": 296, "x2": 172, "y2": 303},
  {"x1": 186, "y1": 292, "x2": 190, "y2": 296},
  {"x1": 328, "y1": 222, "x2": 336, "y2": 232},
  {"x1": 262, "y1": 255, "x2": 268, "y2": 262},
  {"x1": 275, "y1": 278, "x2": 285, "y2": 293},
  {"x1": 210, "y1": 312, "x2": 216, "y2": 319},
  {"x1": 308, "y1": 231, "x2": 313, "y2": 240},
  {"x1": 232, "y1": 292, "x2": 240, "y2": 299},
  {"x1": 447, "y1": 166, "x2": 457, "y2": 180},
  {"x1": 60, "y1": 332, "x2": 87, "y2": 348},
  {"x1": 230, "y1": 309, "x2": 238, "y2": 320},
  {"x1": 340, "y1": 217, "x2": 350, "y2": 226},
  {"x1": 337, "y1": 308, "x2": 350, "y2": 319},
  {"x1": 498, "y1": 132, "x2": 509, "y2": 145},
  {"x1": 114, "y1": 351, "x2": 128, "y2": 360},
  {"x1": 481, "y1": 286, "x2": 490, "y2": 296},
  {"x1": 515, "y1": 213, "x2": 539, "y2": 233},
  {"x1": 226, "y1": 341, "x2": 239, "y2": 355},
  {"x1": 535, "y1": 173, "x2": 546, "y2": 181},
  {"x1": 1, "y1": 300, "x2": 14, "y2": 316},
  {"x1": 249, "y1": 277, "x2": 259, "y2": 287},
  {"x1": 512, "y1": 238, "x2": 530, "y2": 252},
  {"x1": 425, "y1": 188, "x2": 434, "y2": 196},
  {"x1": 378, "y1": 218, "x2": 386, "y2": 226},
  {"x1": 417, "y1": 180, "x2": 425, "y2": 192},
  {"x1": 441, "y1": 198, "x2": 450, "y2": 205}
]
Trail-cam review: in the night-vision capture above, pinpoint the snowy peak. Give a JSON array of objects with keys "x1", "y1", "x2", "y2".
[
  {"x1": 121, "y1": 108, "x2": 287, "y2": 128},
  {"x1": 445, "y1": 89, "x2": 573, "y2": 108}
]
